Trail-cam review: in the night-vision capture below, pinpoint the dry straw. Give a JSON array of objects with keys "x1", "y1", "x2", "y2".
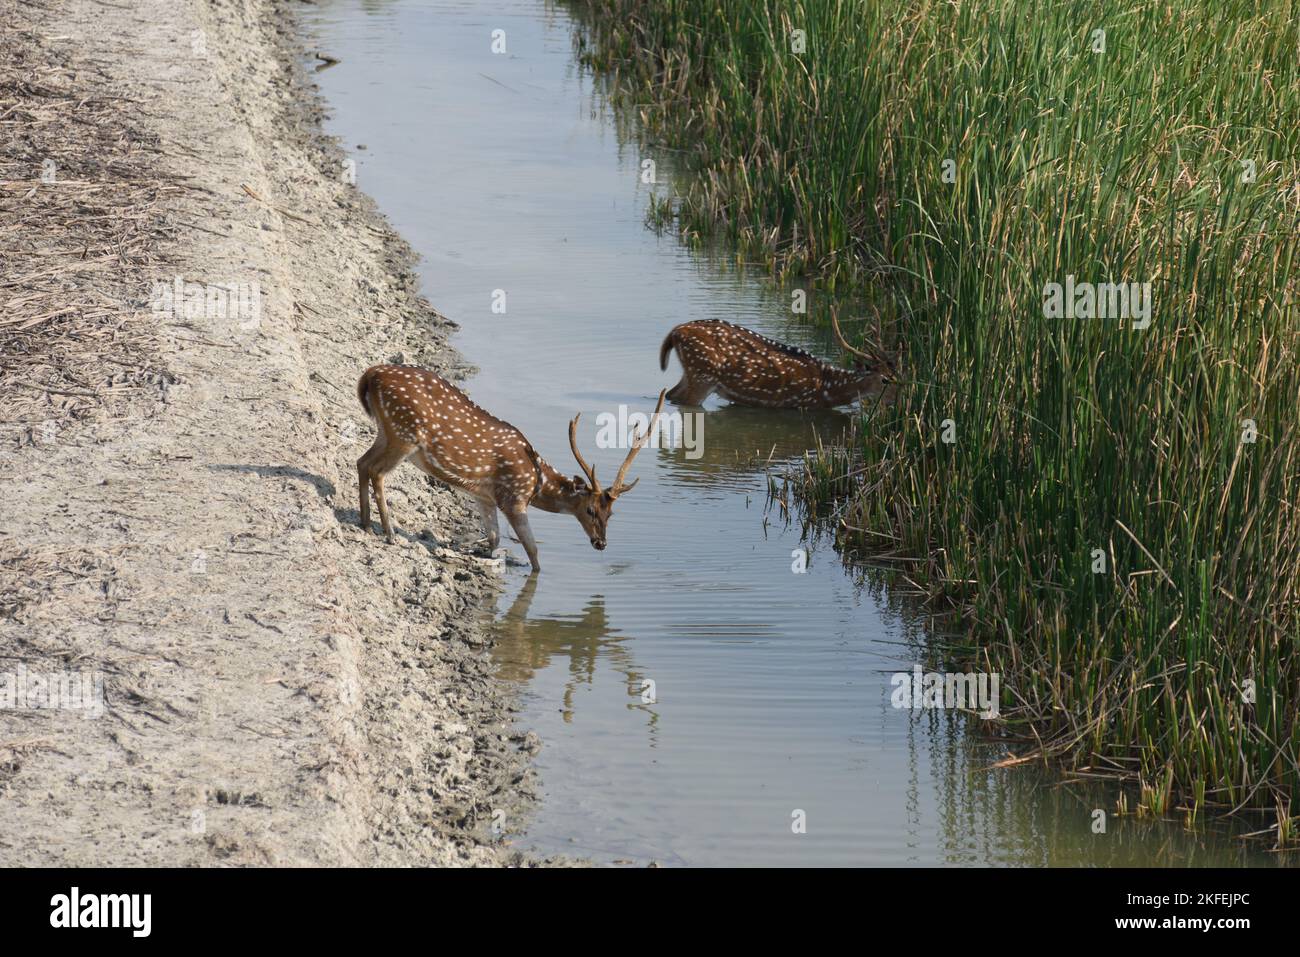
[{"x1": 0, "y1": 3, "x2": 181, "y2": 446}]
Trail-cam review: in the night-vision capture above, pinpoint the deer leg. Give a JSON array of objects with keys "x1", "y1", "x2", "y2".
[
  {"x1": 356, "y1": 440, "x2": 382, "y2": 532},
  {"x1": 503, "y1": 509, "x2": 540, "y2": 572},
  {"x1": 364, "y1": 443, "x2": 415, "y2": 543},
  {"x1": 373, "y1": 473, "x2": 393, "y2": 543},
  {"x1": 474, "y1": 498, "x2": 500, "y2": 551},
  {"x1": 667, "y1": 374, "x2": 714, "y2": 405}
]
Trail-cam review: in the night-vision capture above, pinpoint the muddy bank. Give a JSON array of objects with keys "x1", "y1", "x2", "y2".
[{"x1": 0, "y1": 0, "x2": 540, "y2": 865}]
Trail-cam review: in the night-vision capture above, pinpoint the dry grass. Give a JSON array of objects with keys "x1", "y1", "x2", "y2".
[{"x1": 0, "y1": 0, "x2": 180, "y2": 447}]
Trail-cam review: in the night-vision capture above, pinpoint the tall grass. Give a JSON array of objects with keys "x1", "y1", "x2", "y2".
[{"x1": 570, "y1": 0, "x2": 1300, "y2": 817}]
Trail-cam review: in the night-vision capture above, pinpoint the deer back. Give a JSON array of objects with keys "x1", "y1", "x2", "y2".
[{"x1": 358, "y1": 364, "x2": 542, "y2": 505}]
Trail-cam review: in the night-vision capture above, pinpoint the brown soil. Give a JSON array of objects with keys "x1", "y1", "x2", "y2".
[{"x1": 0, "y1": 0, "x2": 545, "y2": 866}]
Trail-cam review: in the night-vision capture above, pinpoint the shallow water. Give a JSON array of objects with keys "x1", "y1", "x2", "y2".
[{"x1": 303, "y1": 0, "x2": 1278, "y2": 865}]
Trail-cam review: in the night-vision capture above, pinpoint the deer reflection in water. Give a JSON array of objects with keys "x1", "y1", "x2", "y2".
[
  {"x1": 653, "y1": 402, "x2": 856, "y2": 491},
  {"x1": 490, "y1": 576, "x2": 658, "y2": 729}
]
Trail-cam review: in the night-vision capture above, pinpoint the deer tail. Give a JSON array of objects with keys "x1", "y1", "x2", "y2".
[
  {"x1": 659, "y1": 328, "x2": 678, "y2": 371},
  {"x1": 357, "y1": 366, "x2": 379, "y2": 419},
  {"x1": 524, "y1": 443, "x2": 545, "y2": 503}
]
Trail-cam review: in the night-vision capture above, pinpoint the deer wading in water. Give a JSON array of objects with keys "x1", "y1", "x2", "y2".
[
  {"x1": 356, "y1": 363, "x2": 666, "y2": 572},
  {"x1": 659, "y1": 314, "x2": 893, "y2": 409}
]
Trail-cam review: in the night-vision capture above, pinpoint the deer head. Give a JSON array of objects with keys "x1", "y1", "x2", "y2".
[
  {"x1": 831, "y1": 309, "x2": 896, "y2": 401},
  {"x1": 566, "y1": 390, "x2": 667, "y2": 551}
]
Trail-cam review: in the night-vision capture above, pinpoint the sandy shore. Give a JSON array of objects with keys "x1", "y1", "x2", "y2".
[{"x1": 0, "y1": 0, "x2": 539, "y2": 865}]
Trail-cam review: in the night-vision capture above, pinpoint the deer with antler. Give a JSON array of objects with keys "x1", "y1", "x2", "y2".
[
  {"x1": 356, "y1": 364, "x2": 666, "y2": 572},
  {"x1": 658, "y1": 314, "x2": 893, "y2": 409}
]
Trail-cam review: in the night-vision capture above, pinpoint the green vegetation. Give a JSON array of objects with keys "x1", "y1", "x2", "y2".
[{"x1": 570, "y1": 0, "x2": 1300, "y2": 824}]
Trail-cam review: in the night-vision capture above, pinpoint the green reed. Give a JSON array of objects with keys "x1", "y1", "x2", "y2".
[{"x1": 569, "y1": 0, "x2": 1300, "y2": 818}]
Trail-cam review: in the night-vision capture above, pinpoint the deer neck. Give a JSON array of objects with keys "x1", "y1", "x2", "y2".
[
  {"x1": 529, "y1": 459, "x2": 587, "y2": 514},
  {"x1": 821, "y1": 365, "x2": 876, "y2": 404}
]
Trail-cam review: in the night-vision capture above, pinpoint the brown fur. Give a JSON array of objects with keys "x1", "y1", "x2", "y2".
[
  {"x1": 355, "y1": 364, "x2": 663, "y2": 571},
  {"x1": 660, "y1": 320, "x2": 890, "y2": 409}
]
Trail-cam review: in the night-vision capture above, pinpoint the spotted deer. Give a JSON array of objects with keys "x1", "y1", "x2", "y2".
[
  {"x1": 356, "y1": 364, "x2": 666, "y2": 572},
  {"x1": 658, "y1": 316, "x2": 893, "y2": 409}
]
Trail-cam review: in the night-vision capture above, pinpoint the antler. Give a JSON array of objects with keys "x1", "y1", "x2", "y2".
[
  {"x1": 831, "y1": 307, "x2": 894, "y2": 372},
  {"x1": 568, "y1": 413, "x2": 601, "y2": 492},
  {"x1": 610, "y1": 389, "x2": 667, "y2": 496}
]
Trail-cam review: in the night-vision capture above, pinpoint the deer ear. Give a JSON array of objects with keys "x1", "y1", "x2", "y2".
[{"x1": 572, "y1": 474, "x2": 588, "y2": 490}]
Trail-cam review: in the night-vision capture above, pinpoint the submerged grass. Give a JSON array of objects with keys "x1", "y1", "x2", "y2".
[{"x1": 569, "y1": 0, "x2": 1300, "y2": 823}]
